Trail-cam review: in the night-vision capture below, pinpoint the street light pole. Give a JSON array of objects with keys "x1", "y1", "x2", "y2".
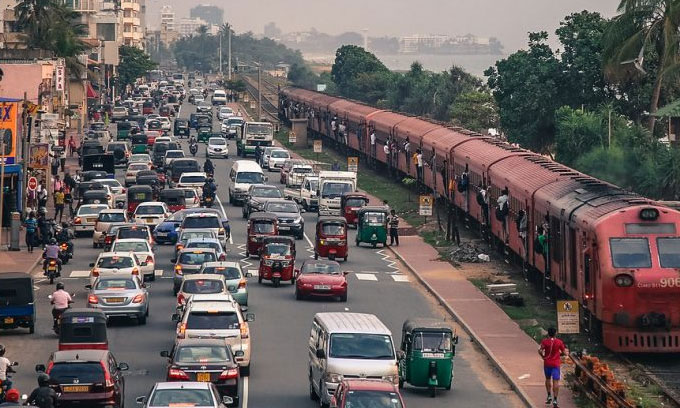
[
  {"x1": 218, "y1": 30, "x2": 223, "y2": 76},
  {"x1": 227, "y1": 25, "x2": 232, "y2": 80},
  {"x1": 257, "y1": 64, "x2": 262, "y2": 121}
]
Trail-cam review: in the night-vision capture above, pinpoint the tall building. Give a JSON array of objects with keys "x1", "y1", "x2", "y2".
[
  {"x1": 189, "y1": 4, "x2": 223, "y2": 27},
  {"x1": 121, "y1": 0, "x2": 144, "y2": 48},
  {"x1": 160, "y1": 5, "x2": 175, "y2": 32},
  {"x1": 177, "y1": 17, "x2": 210, "y2": 37}
]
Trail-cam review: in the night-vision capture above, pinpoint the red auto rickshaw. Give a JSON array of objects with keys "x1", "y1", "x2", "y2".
[
  {"x1": 258, "y1": 236, "x2": 296, "y2": 287},
  {"x1": 127, "y1": 185, "x2": 153, "y2": 217},
  {"x1": 159, "y1": 189, "x2": 186, "y2": 213},
  {"x1": 246, "y1": 212, "x2": 278, "y2": 257},
  {"x1": 314, "y1": 216, "x2": 348, "y2": 262},
  {"x1": 341, "y1": 192, "x2": 369, "y2": 227}
]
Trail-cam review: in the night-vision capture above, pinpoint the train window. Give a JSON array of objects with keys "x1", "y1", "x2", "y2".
[
  {"x1": 657, "y1": 238, "x2": 680, "y2": 268},
  {"x1": 625, "y1": 223, "x2": 676, "y2": 235},
  {"x1": 610, "y1": 238, "x2": 651, "y2": 268}
]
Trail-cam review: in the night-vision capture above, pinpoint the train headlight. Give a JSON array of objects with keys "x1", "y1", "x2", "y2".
[
  {"x1": 614, "y1": 274, "x2": 634, "y2": 287},
  {"x1": 639, "y1": 208, "x2": 659, "y2": 221}
]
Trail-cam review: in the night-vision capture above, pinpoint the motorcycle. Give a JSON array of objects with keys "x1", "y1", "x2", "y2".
[
  {"x1": 49, "y1": 295, "x2": 73, "y2": 335},
  {"x1": 189, "y1": 143, "x2": 198, "y2": 157},
  {"x1": 43, "y1": 259, "x2": 60, "y2": 284},
  {"x1": 0, "y1": 362, "x2": 18, "y2": 404},
  {"x1": 55, "y1": 226, "x2": 74, "y2": 264},
  {"x1": 203, "y1": 195, "x2": 214, "y2": 208}
]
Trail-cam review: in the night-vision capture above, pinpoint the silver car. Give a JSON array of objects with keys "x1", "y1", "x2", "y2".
[
  {"x1": 184, "y1": 237, "x2": 227, "y2": 261},
  {"x1": 86, "y1": 275, "x2": 149, "y2": 324},
  {"x1": 172, "y1": 248, "x2": 218, "y2": 295},
  {"x1": 136, "y1": 382, "x2": 233, "y2": 407}
]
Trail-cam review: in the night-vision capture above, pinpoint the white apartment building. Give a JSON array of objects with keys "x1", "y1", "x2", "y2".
[{"x1": 160, "y1": 5, "x2": 175, "y2": 32}]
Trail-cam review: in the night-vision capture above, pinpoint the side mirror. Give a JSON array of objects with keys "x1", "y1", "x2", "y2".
[
  {"x1": 85, "y1": 284, "x2": 92, "y2": 289},
  {"x1": 315, "y1": 348, "x2": 326, "y2": 359},
  {"x1": 397, "y1": 350, "x2": 406, "y2": 360},
  {"x1": 245, "y1": 313, "x2": 255, "y2": 322},
  {"x1": 171, "y1": 313, "x2": 180, "y2": 322},
  {"x1": 170, "y1": 258, "x2": 177, "y2": 263},
  {"x1": 343, "y1": 271, "x2": 349, "y2": 276},
  {"x1": 454, "y1": 335, "x2": 459, "y2": 345},
  {"x1": 245, "y1": 271, "x2": 253, "y2": 277},
  {"x1": 160, "y1": 351, "x2": 170, "y2": 358},
  {"x1": 222, "y1": 396, "x2": 234, "y2": 405},
  {"x1": 11, "y1": 361, "x2": 18, "y2": 367},
  {"x1": 234, "y1": 350, "x2": 245, "y2": 358},
  {"x1": 35, "y1": 364, "x2": 46, "y2": 372},
  {"x1": 118, "y1": 362, "x2": 129, "y2": 371},
  {"x1": 264, "y1": 176, "x2": 268, "y2": 182},
  {"x1": 135, "y1": 396, "x2": 146, "y2": 405},
  {"x1": 89, "y1": 262, "x2": 95, "y2": 267}
]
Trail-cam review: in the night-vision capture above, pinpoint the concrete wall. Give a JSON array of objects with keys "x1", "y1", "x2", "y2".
[{"x1": 0, "y1": 63, "x2": 44, "y2": 102}]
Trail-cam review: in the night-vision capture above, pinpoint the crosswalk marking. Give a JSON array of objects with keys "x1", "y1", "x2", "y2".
[
  {"x1": 391, "y1": 275, "x2": 410, "y2": 282},
  {"x1": 69, "y1": 270, "x2": 91, "y2": 278},
  {"x1": 154, "y1": 269, "x2": 164, "y2": 277},
  {"x1": 355, "y1": 273, "x2": 378, "y2": 281}
]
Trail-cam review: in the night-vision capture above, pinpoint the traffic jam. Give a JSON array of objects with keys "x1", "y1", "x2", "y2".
[{"x1": 0, "y1": 73, "x2": 512, "y2": 408}]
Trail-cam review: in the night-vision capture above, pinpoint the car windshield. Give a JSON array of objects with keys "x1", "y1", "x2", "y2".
[
  {"x1": 264, "y1": 243, "x2": 291, "y2": 256},
  {"x1": 129, "y1": 164, "x2": 148, "y2": 171},
  {"x1": 181, "y1": 231, "x2": 215, "y2": 241},
  {"x1": 228, "y1": 119, "x2": 243, "y2": 126},
  {"x1": 136, "y1": 206, "x2": 164, "y2": 215},
  {"x1": 364, "y1": 212, "x2": 386, "y2": 225},
  {"x1": 183, "y1": 189, "x2": 197, "y2": 198},
  {"x1": 49, "y1": 363, "x2": 105, "y2": 384},
  {"x1": 210, "y1": 138, "x2": 226, "y2": 146},
  {"x1": 252, "y1": 221, "x2": 274, "y2": 234},
  {"x1": 166, "y1": 151, "x2": 184, "y2": 158},
  {"x1": 246, "y1": 123, "x2": 272, "y2": 135},
  {"x1": 118, "y1": 228, "x2": 148, "y2": 240},
  {"x1": 271, "y1": 150, "x2": 289, "y2": 158},
  {"x1": 202, "y1": 266, "x2": 240, "y2": 280},
  {"x1": 179, "y1": 252, "x2": 216, "y2": 265},
  {"x1": 235, "y1": 172, "x2": 264, "y2": 184},
  {"x1": 97, "y1": 256, "x2": 134, "y2": 268},
  {"x1": 149, "y1": 389, "x2": 214, "y2": 407},
  {"x1": 98, "y1": 180, "x2": 121, "y2": 188},
  {"x1": 329, "y1": 333, "x2": 394, "y2": 359},
  {"x1": 99, "y1": 213, "x2": 126, "y2": 222},
  {"x1": 610, "y1": 238, "x2": 651, "y2": 268},
  {"x1": 95, "y1": 278, "x2": 137, "y2": 290},
  {"x1": 187, "y1": 242, "x2": 221, "y2": 252},
  {"x1": 657, "y1": 237, "x2": 680, "y2": 268},
  {"x1": 267, "y1": 202, "x2": 298, "y2": 213},
  {"x1": 148, "y1": 121, "x2": 162, "y2": 130},
  {"x1": 322, "y1": 182, "x2": 353, "y2": 198},
  {"x1": 175, "y1": 346, "x2": 231, "y2": 364},
  {"x1": 107, "y1": 144, "x2": 126, "y2": 152},
  {"x1": 113, "y1": 241, "x2": 150, "y2": 253},
  {"x1": 183, "y1": 279, "x2": 224, "y2": 294},
  {"x1": 302, "y1": 262, "x2": 340, "y2": 275},
  {"x1": 321, "y1": 223, "x2": 345, "y2": 235},
  {"x1": 293, "y1": 167, "x2": 313, "y2": 174},
  {"x1": 414, "y1": 331, "x2": 453, "y2": 351},
  {"x1": 344, "y1": 391, "x2": 403, "y2": 408},
  {"x1": 180, "y1": 176, "x2": 205, "y2": 184},
  {"x1": 345, "y1": 198, "x2": 367, "y2": 207},
  {"x1": 129, "y1": 155, "x2": 150, "y2": 163},
  {"x1": 186, "y1": 311, "x2": 239, "y2": 330},
  {"x1": 184, "y1": 217, "x2": 220, "y2": 229},
  {"x1": 252, "y1": 188, "x2": 281, "y2": 198},
  {"x1": 78, "y1": 206, "x2": 107, "y2": 216}
]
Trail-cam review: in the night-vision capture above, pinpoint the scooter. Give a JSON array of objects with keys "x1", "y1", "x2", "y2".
[
  {"x1": 203, "y1": 195, "x2": 214, "y2": 208},
  {"x1": 43, "y1": 258, "x2": 60, "y2": 284},
  {"x1": 0, "y1": 362, "x2": 18, "y2": 403},
  {"x1": 189, "y1": 143, "x2": 198, "y2": 157},
  {"x1": 58, "y1": 242, "x2": 72, "y2": 265}
]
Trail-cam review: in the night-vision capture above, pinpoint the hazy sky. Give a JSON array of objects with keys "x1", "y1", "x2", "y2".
[{"x1": 149, "y1": 0, "x2": 621, "y2": 52}]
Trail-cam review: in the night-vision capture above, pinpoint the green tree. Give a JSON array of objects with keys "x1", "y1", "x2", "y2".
[
  {"x1": 554, "y1": 106, "x2": 605, "y2": 165},
  {"x1": 387, "y1": 62, "x2": 438, "y2": 116},
  {"x1": 224, "y1": 79, "x2": 246, "y2": 93},
  {"x1": 331, "y1": 45, "x2": 393, "y2": 101},
  {"x1": 15, "y1": 0, "x2": 54, "y2": 49},
  {"x1": 486, "y1": 32, "x2": 563, "y2": 152},
  {"x1": 118, "y1": 45, "x2": 157, "y2": 88},
  {"x1": 432, "y1": 65, "x2": 483, "y2": 121},
  {"x1": 287, "y1": 63, "x2": 319, "y2": 90},
  {"x1": 449, "y1": 91, "x2": 499, "y2": 133}
]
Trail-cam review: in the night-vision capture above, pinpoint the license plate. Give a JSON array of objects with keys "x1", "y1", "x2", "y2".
[
  {"x1": 62, "y1": 385, "x2": 90, "y2": 393},
  {"x1": 4, "y1": 317, "x2": 13, "y2": 324},
  {"x1": 146, "y1": 218, "x2": 154, "y2": 224},
  {"x1": 279, "y1": 226, "x2": 290, "y2": 230},
  {"x1": 106, "y1": 297, "x2": 125, "y2": 303},
  {"x1": 87, "y1": 218, "x2": 96, "y2": 223},
  {"x1": 197, "y1": 372, "x2": 211, "y2": 382},
  {"x1": 314, "y1": 285, "x2": 331, "y2": 290}
]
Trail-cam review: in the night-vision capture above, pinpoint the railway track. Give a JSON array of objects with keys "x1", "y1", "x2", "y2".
[
  {"x1": 624, "y1": 355, "x2": 680, "y2": 406},
  {"x1": 241, "y1": 73, "x2": 280, "y2": 122}
]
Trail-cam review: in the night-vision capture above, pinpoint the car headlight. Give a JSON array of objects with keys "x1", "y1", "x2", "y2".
[
  {"x1": 382, "y1": 374, "x2": 399, "y2": 384},
  {"x1": 326, "y1": 373, "x2": 343, "y2": 383},
  {"x1": 294, "y1": 216, "x2": 303, "y2": 224},
  {"x1": 280, "y1": 260, "x2": 291, "y2": 266},
  {"x1": 264, "y1": 259, "x2": 273, "y2": 266},
  {"x1": 251, "y1": 237, "x2": 258, "y2": 242}
]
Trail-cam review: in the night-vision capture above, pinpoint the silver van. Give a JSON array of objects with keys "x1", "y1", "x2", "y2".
[{"x1": 308, "y1": 312, "x2": 398, "y2": 405}]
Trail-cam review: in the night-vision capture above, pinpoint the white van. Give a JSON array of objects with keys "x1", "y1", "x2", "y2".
[
  {"x1": 212, "y1": 90, "x2": 227, "y2": 106},
  {"x1": 228, "y1": 160, "x2": 266, "y2": 204},
  {"x1": 308, "y1": 313, "x2": 398, "y2": 405}
]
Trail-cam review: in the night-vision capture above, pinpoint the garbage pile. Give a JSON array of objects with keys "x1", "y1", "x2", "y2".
[{"x1": 445, "y1": 242, "x2": 489, "y2": 264}]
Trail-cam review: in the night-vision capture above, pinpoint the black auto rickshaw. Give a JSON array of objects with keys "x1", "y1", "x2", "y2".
[
  {"x1": 341, "y1": 192, "x2": 369, "y2": 227},
  {"x1": 159, "y1": 105, "x2": 171, "y2": 117},
  {"x1": 127, "y1": 185, "x2": 153, "y2": 216},
  {"x1": 136, "y1": 174, "x2": 162, "y2": 198},
  {"x1": 314, "y1": 216, "x2": 348, "y2": 262},
  {"x1": 258, "y1": 236, "x2": 296, "y2": 287},
  {"x1": 81, "y1": 190, "x2": 110, "y2": 206},
  {"x1": 159, "y1": 189, "x2": 186, "y2": 213},
  {"x1": 58, "y1": 308, "x2": 108, "y2": 351},
  {"x1": 131, "y1": 133, "x2": 148, "y2": 154},
  {"x1": 399, "y1": 318, "x2": 457, "y2": 397},
  {"x1": 356, "y1": 206, "x2": 389, "y2": 248},
  {"x1": 173, "y1": 119, "x2": 190, "y2": 138},
  {"x1": 246, "y1": 212, "x2": 279, "y2": 257},
  {"x1": 0, "y1": 272, "x2": 35, "y2": 334}
]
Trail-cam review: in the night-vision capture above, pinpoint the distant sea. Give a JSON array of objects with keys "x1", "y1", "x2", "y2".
[{"x1": 303, "y1": 53, "x2": 505, "y2": 78}]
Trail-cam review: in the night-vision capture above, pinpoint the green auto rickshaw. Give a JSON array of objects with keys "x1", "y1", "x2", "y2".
[
  {"x1": 355, "y1": 206, "x2": 389, "y2": 248},
  {"x1": 131, "y1": 133, "x2": 148, "y2": 154},
  {"x1": 398, "y1": 318, "x2": 458, "y2": 397},
  {"x1": 197, "y1": 126, "x2": 212, "y2": 143}
]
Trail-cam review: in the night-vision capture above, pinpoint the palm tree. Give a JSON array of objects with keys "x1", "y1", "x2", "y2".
[
  {"x1": 603, "y1": 0, "x2": 680, "y2": 132},
  {"x1": 15, "y1": 0, "x2": 55, "y2": 49},
  {"x1": 50, "y1": 3, "x2": 90, "y2": 77}
]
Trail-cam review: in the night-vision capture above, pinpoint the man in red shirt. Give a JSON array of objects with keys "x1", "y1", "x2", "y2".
[{"x1": 539, "y1": 327, "x2": 567, "y2": 407}]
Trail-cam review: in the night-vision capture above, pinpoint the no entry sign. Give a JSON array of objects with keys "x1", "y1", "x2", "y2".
[{"x1": 27, "y1": 176, "x2": 38, "y2": 191}]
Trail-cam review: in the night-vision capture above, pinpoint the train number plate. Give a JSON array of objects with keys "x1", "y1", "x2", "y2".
[
  {"x1": 197, "y1": 372, "x2": 211, "y2": 382},
  {"x1": 62, "y1": 385, "x2": 90, "y2": 393}
]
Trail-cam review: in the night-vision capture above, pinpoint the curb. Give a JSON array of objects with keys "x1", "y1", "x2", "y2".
[{"x1": 386, "y1": 245, "x2": 534, "y2": 408}]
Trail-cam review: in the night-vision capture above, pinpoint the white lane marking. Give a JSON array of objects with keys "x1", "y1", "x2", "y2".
[
  {"x1": 247, "y1": 269, "x2": 259, "y2": 277},
  {"x1": 154, "y1": 269, "x2": 164, "y2": 277},
  {"x1": 69, "y1": 270, "x2": 91, "y2": 278},
  {"x1": 376, "y1": 249, "x2": 400, "y2": 271},
  {"x1": 242, "y1": 376, "x2": 249, "y2": 408},
  {"x1": 355, "y1": 273, "x2": 378, "y2": 281},
  {"x1": 391, "y1": 275, "x2": 410, "y2": 282},
  {"x1": 215, "y1": 195, "x2": 233, "y2": 246},
  {"x1": 303, "y1": 232, "x2": 313, "y2": 247}
]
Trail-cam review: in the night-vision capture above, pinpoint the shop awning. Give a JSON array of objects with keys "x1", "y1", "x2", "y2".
[
  {"x1": 86, "y1": 82, "x2": 97, "y2": 99},
  {"x1": 1, "y1": 164, "x2": 21, "y2": 174}
]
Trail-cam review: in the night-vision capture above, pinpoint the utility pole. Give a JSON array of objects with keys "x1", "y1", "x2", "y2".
[
  {"x1": 0, "y1": 136, "x2": 5, "y2": 249},
  {"x1": 257, "y1": 63, "x2": 262, "y2": 121},
  {"x1": 227, "y1": 24, "x2": 232, "y2": 80},
  {"x1": 218, "y1": 30, "x2": 223, "y2": 76},
  {"x1": 21, "y1": 92, "x2": 28, "y2": 214}
]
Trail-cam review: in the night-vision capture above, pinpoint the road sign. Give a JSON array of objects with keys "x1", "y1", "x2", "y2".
[
  {"x1": 347, "y1": 157, "x2": 358, "y2": 172},
  {"x1": 27, "y1": 177, "x2": 38, "y2": 191},
  {"x1": 288, "y1": 131, "x2": 296, "y2": 144},
  {"x1": 419, "y1": 195, "x2": 433, "y2": 216},
  {"x1": 557, "y1": 300, "x2": 580, "y2": 334},
  {"x1": 313, "y1": 140, "x2": 322, "y2": 153}
]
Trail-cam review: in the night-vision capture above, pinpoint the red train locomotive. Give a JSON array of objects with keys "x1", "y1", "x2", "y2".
[{"x1": 280, "y1": 87, "x2": 680, "y2": 353}]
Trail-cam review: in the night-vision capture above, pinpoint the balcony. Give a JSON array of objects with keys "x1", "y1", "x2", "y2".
[
  {"x1": 123, "y1": 16, "x2": 140, "y2": 26},
  {"x1": 120, "y1": 1, "x2": 140, "y2": 11},
  {"x1": 122, "y1": 31, "x2": 143, "y2": 40},
  {"x1": 67, "y1": 0, "x2": 96, "y2": 12}
]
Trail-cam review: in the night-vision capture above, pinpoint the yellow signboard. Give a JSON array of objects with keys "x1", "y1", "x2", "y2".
[
  {"x1": 557, "y1": 300, "x2": 580, "y2": 334},
  {"x1": 313, "y1": 140, "x2": 322, "y2": 153},
  {"x1": 288, "y1": 131, "x2": 296, "y2": 144},
  {"x1": 347, "y1": 157, "x2": 358, "y2": 172},
  {"x1": 419, "y1": 195, "x2": 433, "y2": 216}
]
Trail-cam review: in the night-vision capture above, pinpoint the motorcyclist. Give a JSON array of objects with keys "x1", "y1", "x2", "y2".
[
  {"x1": 0, "y1": 344, "x2": 15, "y2": 391},
  {"x1": 50, "y1": 283, "x2": 72, "y2": 332},
  {"x1": 202, "y1": 178, "x2": 217, "y2": 200},
  {"x1": 203, "y1": 158, "x2": 214, "y2": 176},
  {"x1": 42, "y1": 239, "x2": 61, "y2": 275},
  {"x1": 55, "y1": 223, "x2": 74, "y2": 259},
  {"x1": 25, "y1": 373, "x2": 57, "y2": 408},
  {"x1": 0, "y1": 388, "x2": 20, "y2": 407}
]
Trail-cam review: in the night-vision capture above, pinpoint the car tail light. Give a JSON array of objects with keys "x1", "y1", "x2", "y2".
[
  {"x1": 219, "y1": 253, "x2": 226, "y2": 261},
  {"x1": 177, "y1": 293, "x2": 185, "y2": 305},
  {"x1": 105, "y1": 235, "x2": 113, "y2": 244},
  {"x1": 60, "y1": 243, "x2": 67, "y2": 251},
  {"x1": 238, "y1": 279, "x2": 247, "y2": 289},
  {"x1": 178, "y1": 323, "x2": 186, "y2": 338},
  {"x1": 101, "y1": 362, "x2": 113, "y2": 387},
  {"x1": 92, "y1": 268, "x2": 100, "y2": 277},
  {"x1": 174, "y1": 264, "x2": 183, "y2": 275},
  {"x1": 74, "y1": 217, "x2": 81, "y2": 224},
  {"x1": 219, "y1": 368, "x2": 239, "y2": 380},
  {"x1": 145, "y1": 255, "x2": 154, "y2": 265},
  {"x1": 131, "y1": 267, "x2": 139, "y2": 275},
  {"x1": 168, "y1": 368, "x2": 189, "y2": 380},
  {"x1": 240, "y1": 323, "x2": 249, "y2": 339},
  {"x1": 88, "y1": 294, "x2": 98, "y2": 304},
  {"x1": 122, "y1": 188, "x2": 126, "y2": 193}
]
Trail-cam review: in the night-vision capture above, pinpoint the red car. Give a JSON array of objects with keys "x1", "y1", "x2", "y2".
[
  {"x1": 146, "y1": 130, "x2": 163, "y2": 146},
  {"x1": 294, "y1": 259, "x2": 348, "y2": 301},
  {"x1": 331, "y1": 379, "x2": 405, "y2": 408}
]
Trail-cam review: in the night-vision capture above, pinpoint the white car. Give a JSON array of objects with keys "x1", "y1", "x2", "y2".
[
  {"x1": 89, "y1": 251, "x2": 145, "y2": 284},
  {"x1": 158, "y1": 116, "x2": 172, "y2": 131},
  {"x1": 111, "y1": 238, "x2": 155, "y2": 281},
  {"x1": 92, "y1": 178, "x2": 126, "y2": 206},
  {"x1": 267, "y1": 149, "x2": 290, "y2": 171},
  {"x1": 193, "y1": 94, "x2": 205, "y2": 104},
  {"x1": 181, "y1": 188, "x2": 201, "y2": 208},
  {"x1": 164, "y1": 150, "x2": 185, "y2": 167},
  {"x1": 134, "y1": 202, "x2": 171, "y2": 226},
  {"x1": 206, "y1": 137, "x2": 228, "y2": 158},
  {"x1": 217, "y1": 106, "x2": 233, "y2": 120},
  {"x1": 128, "y1": 154, "x2": 152, "y2": 166},
  {"x1": 177, "y1": 172, "x2": 207, "y2": 197},
  {"x1": 74, "y1": 204, "x2": 109, "y2": 235},
  {"x1": 125, "y1": 162, "x2": 151, "y2": 187},
  {"x1": 260, "y1": 146, "x2": 279, "y2": 169}
]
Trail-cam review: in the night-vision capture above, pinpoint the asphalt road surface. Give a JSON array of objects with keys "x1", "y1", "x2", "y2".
[{"x1": 1, "y1": 99, "x2": 522, "y2": 408}]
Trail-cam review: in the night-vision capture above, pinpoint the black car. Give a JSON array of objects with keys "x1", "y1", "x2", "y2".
[
  {"x1": 169, "y1": 158, "x2": 201, "y2": 184},
  {"x1": 152, "y1": 141, "x2": 181, "y2": 168},
  {"x1": 36, "y1": 349, "x2": 128, "y2": 408},
  {"x1": 242, "y1": 184, "x2": 284, "y2": 219},
  {"x1": 161, "y1": 338, "x2": 240, "y2": 405},
  {"x1": 264, "y1": 199, "x2": 305, "y2": 239},
  {"x1": 174, "y1": 119, "x2": 190, "y2": 137}
]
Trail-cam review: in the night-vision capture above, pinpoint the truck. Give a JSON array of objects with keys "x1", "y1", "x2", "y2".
[
  {"x1": 236, "y1": 122, "x2": 274, "y2": 157},
  {"x1": 317, "y1": 171, "x2": 358, "y2": 215},
  {"x1": 284, "y1": 175, "x2": 319, "y2": 211}
]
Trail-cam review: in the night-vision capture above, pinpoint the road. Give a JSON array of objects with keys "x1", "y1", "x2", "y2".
[{"x1": 1, "y1": 98, "x2": 522, "y2": 408}]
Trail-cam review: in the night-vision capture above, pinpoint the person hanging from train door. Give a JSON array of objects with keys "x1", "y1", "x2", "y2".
[
  {"x1": 383, "y1": 139, "x2": 391, "y2": 177},
  {"x1": 415, "y1": 148, "x2": 423, "y2": 186},
  {"x1": 403, "y1": 137, "x2": 411, "y2": 175},
  {"x1": 457, "y1": 164, "x2": 470, "y2": 213},
  {"x1": 369, "y1": 129, "x2": 376, "y2": 167},
  {"x1": 496, "y1": 187, "x2": 510, "y2": 244},
  {"x1": 516, "y1": 209, "x2": 528, "y2": 263}
]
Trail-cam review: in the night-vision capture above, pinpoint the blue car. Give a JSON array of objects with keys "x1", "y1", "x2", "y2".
[{"x1": 153, "y1": 208, "x2": 230, "y2": 245}]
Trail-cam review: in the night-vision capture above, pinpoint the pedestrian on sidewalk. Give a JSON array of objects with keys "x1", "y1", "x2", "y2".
[
  {"x1": 59, "y1": 149, "x2": 66, "y2": 173},
  {"x1": 37, "y1": 210, "x2": 48, "y2": 247},
  {"x1": 50, "y1": 155, "x2": 59, "y2": 177},
  {"x1": 388, "y1": 209, "x2": 399, "y2": 246},
  {"x1": 68, "y1": 135, "x2": 76, "y2": 157},
  {"x1": 52, "y1": 176, "x2": 63, "y2": 197},
  {"x1": 37, "y1": 181, "x2": 48, "y2": 209},
  {"x1": 539, "y1": 327, "x2": 568, "y2": 407},
  {"x1": 54, "y1": 188, "x2": 65, "y2": 223},
  {"x1": 23, "y1": 211, "x2": 38, "y2": 253}
]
